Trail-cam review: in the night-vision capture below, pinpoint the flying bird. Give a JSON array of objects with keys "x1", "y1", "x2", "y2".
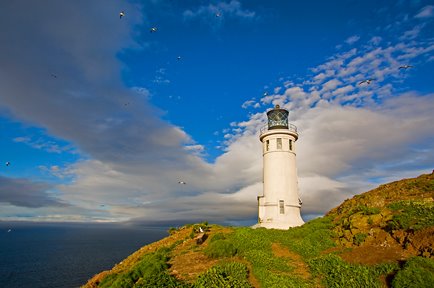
[
  {"x1": 358, "y1": 79, "x2": 375, "y2": 85},
  {"x1": 177, "y1": 56, "x2": 181, "y2": 61},
  {"x1": 5, "y1": 161, "x2": 10, "y2": 166},
  {"x1": 263, "y1": 92, "x2": 268, "y2": 96},
  {"x1": 7, "y1": 229, "x2": 12, "y2": 233},
  {"x1": 119, "y1": 11, "x2": 125, "y2": 19},
  {"x1": 215, "y1": 12, "x2": 221, "y2": 17},
  {"x1": 150, "y1": 27, "x2": 158, "y2": 33},
  {"x1": 399, "y1": 65, "x2": 413, "y2": 69},
  {"x1": 50, "y1": 73, "x2": 57, "y2": 78},
  {"x1": 178, "y1": 181, "x2": 186, "y2": 185}
]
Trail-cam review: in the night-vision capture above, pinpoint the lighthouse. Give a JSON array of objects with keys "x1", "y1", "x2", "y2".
[{"x1": 256, "y1": 105, "x2": 304, "y2": 229}]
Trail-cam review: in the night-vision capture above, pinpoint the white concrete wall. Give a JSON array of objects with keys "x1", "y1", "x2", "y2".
[{"x1": 257, "y1": 129, "x2": 304, "y2": 229}]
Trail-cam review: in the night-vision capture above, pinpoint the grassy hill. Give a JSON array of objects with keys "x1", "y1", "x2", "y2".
[{"x1": 83, "y1": 172, "x2": 434, "y2": 288}]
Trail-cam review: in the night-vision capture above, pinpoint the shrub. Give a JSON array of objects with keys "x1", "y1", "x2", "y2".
[
  {"x1": 168, "y1": 227, "x2": 178, "y2": 235},
  {"x1": 386, "y1": 201, "x2": 434, "y2": 231},
  {"x1": 99, "y1": 247, "x2": 188, "y2": 288},
  {"x1": 392, "y1": 257, "x2": 434, "y2": 288},
  {"x1": 194, "y1": 262, "x2": 251, "y2": 288},
  {"x1": 309, "y1": 254, "x2": 397, "y2": 288},
  {"x1": 361, "y1": 206, "x2": 381, "y2": 215},
  {"x1": 209, "y1": 232, "x2": 227, "y2": 243},
  {"x1": 353, "y1": 233, "x2": 368, "y2": 246},
  {"x1": 204, "y1": 239, "x2": 237, "y2": 258}
]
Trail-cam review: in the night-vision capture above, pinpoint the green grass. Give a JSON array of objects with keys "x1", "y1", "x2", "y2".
[
  {"x1": 386, "y1": 201, "x2": 434, "y2": 231},
  {"x1": 98, "y1": 247, "x2": 188, "y2": 288},
  {"x1": 309, "y1": 254, "x2": 398, "y2": 288},
  {"x1": 223, "y1": 216, "x2": 336, "y2": 287},
  {"x1": 194, "y1": 262, "x2": 251, "y2": 288},
  {"x1": 204, "y1": 239, "x2": 237, "y2": 258},
  {"x1": 392, "y1": 257, "x2": 434, "y2": 288},
  {"x1": 353, "y1": 233, "x2": 368, "y2": 246}
]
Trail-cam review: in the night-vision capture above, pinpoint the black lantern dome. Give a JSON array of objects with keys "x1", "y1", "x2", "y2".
[{"x1": 267, "y1": 105, "x2": 288, "y2": 130}]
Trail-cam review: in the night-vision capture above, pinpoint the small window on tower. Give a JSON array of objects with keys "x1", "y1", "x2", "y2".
[
  {"x1": 279, "y1": 200, "x2": 284, "y2": 214},
  {"x1": 266, "y1": 140, "x2": 270, "y2": 151},
  {"x1": 289, "y1": 140, "x2": 293, "y2": 150},
  {"x1": 277, "y1": 138, "x2": 282, "y2": 149}
]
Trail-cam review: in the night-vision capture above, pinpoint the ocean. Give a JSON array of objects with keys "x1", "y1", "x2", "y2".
[{"x1": 0, "y1": 223, "x2": 168, "y2": 288}]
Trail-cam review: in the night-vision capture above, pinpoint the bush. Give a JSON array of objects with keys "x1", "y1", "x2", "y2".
[
  {"x1": 194, "y1": 262, "x2": 251, "y2": 288},
  {"x1": 204, "y1": 239, "x2": 237, "y2": 258},
  {"x1": 353, "y1": 233, "x2": 368, "y2": 246},
  {"x1": 392, "y1": 257, "x2": 434, "y2": 288},
  {"x1": 309, "y1": 254, "x2": 397, "y2": 288},
  {"x1": 209, "y1": 232, "x2": 227, "y2": 243},
  {"x1": 99, "y1": 247, "x2": 188, "y2": 288},
  {"x1": 386, "y1": 201, "x2": 434, "y2": 231}
]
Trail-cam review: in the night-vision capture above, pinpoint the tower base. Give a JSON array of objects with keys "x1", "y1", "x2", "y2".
[{"x1": 252, "y1": 217, "x2": 304, "y2": 230}]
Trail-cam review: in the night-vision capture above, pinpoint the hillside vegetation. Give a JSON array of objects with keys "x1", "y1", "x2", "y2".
[{"x1": 83, "y1": 172, "x2": 434, "y2": 287}]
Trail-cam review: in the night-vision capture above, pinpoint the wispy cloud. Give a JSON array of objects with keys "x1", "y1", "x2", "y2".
[
  {"x1": 415, "y1": 5, "x2": 434, "y2": 18},
  {"x1": 13, "y1": 136, "x2": 74, "y2": 154},
  {"x1": 345, "y1": 35, "x2": 360, "y2": 45},
  {"x1": 153, "y1": 68, "x2": 170, "y2": 84},
  {"x1": 184, "y1": 0, "x2": 256, "y2": 21}
]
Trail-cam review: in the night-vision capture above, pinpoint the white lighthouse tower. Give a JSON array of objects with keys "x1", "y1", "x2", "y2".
[{"x1": 256, "y1": 105, "x2": 304, "y2": 229}]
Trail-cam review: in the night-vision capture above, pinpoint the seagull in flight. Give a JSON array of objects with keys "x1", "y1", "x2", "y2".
[
  {"x1": 50, "y1": 73, "x2": 57, "y2": 78},
  {"x1": 215, "y1": 12, "x2": 221, "y2": 17},
  {"x1": 178, "y1": 181, "x2": 186, "y2": 185},
  {"x1": 399, "y1": 65, "x2": 413, "y2": 70},
  {"x1": 177, "y1": 56, "x2": 182, "y2": 61},
  {"x1": 150, "y1": 27, "x2": 158, "y2": 33},
  {"x1": 5, "y1": 161, "x2": 10, "y2": 166},
  {"x1": 358, "y1": 79, "x2": 375, "y2": 85},
  {"x1": 7, "y1": 229, "x2": 12, "y2": 233},
  {"x1": 263, "y1": 92, "x2": 268, "y2": 96},
  {"x1": 119, "y1": 11, "x2": 125, "y2": 19}
]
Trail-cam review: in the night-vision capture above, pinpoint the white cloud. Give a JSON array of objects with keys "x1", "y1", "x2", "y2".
[
  {"x1": 13, "y1": 136, "x2": 73, "y2": 154},
  {"x1": 399, "y1": 25, "x2": 422, "y2": 40},
  {"x1": 345, "y1": 35, "x2": 360, "y2": 45},
  {"x1": 415, "y1": 5, "x2": 434, "y2": 18},
  {"x1": 241, "y1": 99, "x2": 260, "y2": 109},
  {"x1": 2, "y1": 1, "x2": 434, "y2": 226},
  {"x1": 184, "y1": 0, "x2": 255, "y2": 21}
]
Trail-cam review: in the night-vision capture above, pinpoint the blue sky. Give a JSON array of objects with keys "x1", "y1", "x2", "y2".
[{"x1": 1, "y1": 0, "x2": 433, "y2": 226}]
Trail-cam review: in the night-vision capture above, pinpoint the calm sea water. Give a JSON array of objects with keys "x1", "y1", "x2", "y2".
[{"x1": 0, "y1": 223, "x2": 167, "y2": 288}]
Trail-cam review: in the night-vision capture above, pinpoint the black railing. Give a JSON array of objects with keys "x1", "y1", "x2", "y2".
[{"x1": 260, "y1": 123, "x2": 297, "y2": 134}]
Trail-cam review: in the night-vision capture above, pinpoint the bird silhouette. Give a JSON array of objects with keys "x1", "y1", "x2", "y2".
[
  {"x1": 178, "y1": 181, "x2": 186, "y2": 185},
  {"x1": 358, "y1": 79, "x2": 375, "y2": 85},
  {"x1": 150, "y1": 27, "x2": 158, "y2": 33},
  {"x1": 215, "y1": 12, "x2": 221, "y2": 17},
  {"x1": 177, "y1": 56, "x2": 182, "y2": 61},
  {"x1": 5, "y1": 161, "x2": 10, "y2": 166},
  {"x1": 399, "y1": 65, "x2": 413, "y2": 69},
  {"x1": 119, "y1": 11, "x2": 125, "y2": 19}
]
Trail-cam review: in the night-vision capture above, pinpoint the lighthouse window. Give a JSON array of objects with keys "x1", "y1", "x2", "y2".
[
  {"x1": 289, "y1": 140, "x2": 293, "y2": 150},
  {"x1": 277, "y1": 138, "x2": 282, "y2": 149},
  {"x1": 266, "y1": 140, "x2": 270, "y2": 151},
  {"x1": 279, "y1": 200, "x2": 285, "y2": 214}
]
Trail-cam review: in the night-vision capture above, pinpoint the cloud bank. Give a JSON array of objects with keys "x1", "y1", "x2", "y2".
[{"x1": 1, "y1": 1, "x2": 433, "y2": 225}]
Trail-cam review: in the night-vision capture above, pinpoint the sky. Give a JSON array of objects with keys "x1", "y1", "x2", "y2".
[{"x1": 1, "y1": 0, "x2": 433, "y2": 227}]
